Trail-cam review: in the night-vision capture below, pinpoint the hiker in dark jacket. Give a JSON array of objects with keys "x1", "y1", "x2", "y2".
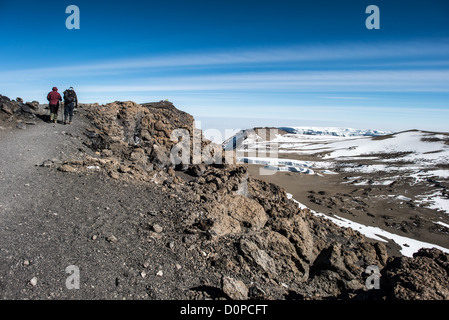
[
  {"x1": 63, "y1": 87, "x2": 78, "y2": 125},
  {"x1": 47, "y1": 87, "x2": 62, "y2": 123}
]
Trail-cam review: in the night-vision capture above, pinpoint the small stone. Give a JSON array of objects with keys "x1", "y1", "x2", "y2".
[
  {"x1": 197, "y1": 177, "x2": 206, "y2": 184},
  {"x1": 156, "y1": 270, "x2": 163, "y2": 277},
  {"x1": 41, "y1": 160, "x2": 52, "y2": 167},
  {"x1": 118, "y1": 165, "x2": 131, "y2": 173},
  {"x1": 101, "y1": 149, "x2": 113, "y2": 157},
  {"x1": 175, "y1": 264, "x2": 182, "y2": 270},
  {"x1": 182, "y1": 234, "x2": 197, "y2": 245},
  {"x1": 30, "y1": 277, "x2": 38, "y2": 286},
  {"x1": 109, "y1": 171, "x2": 120, "y2": 179},
  {"x1": 23, "y1": 260, "x2": 30, "y2": 266},
  {"x1": 92, "y1": 235, "x2": 97, "y2": 240},
  {"x1": 168, "y1": 241, "x2": 175, "y2": 249},
  {"x1": 154, "y1": 120, "x2": 165, "y2": 131},
  {"x1": 27, "y1": 101, "x2": 39, "y2": 110},
  {"x1": 58, "y1": 164, "x2": 77, "y2": 173},
  {"x1": 148, "y1": 231, "x2": 162, "y2": 240},
  {"x1": 222, "y1": 276, "x2": 248, "y2": 300},
  {"x1": 1, "y1": 104, "x2": 14, "y2": 115},
  {"x1": 140, "y1": 271, "x2": 147, "y2": 278},
  {"x1": 106, "y1": 235, "x2": 118, "y2": 243},
  {"x1": 152, "y1": 224, "x2": 163, "y2": 233}
]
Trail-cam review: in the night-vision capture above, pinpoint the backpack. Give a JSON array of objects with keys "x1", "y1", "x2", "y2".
[{"x1": 64, "y1": 90, "x2": 76, "y2": 103}]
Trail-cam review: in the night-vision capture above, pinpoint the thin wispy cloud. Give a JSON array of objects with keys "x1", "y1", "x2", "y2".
[
  {"x1": 1, "y1": 39, "x2": 449, "y2": 80},
  {"x1": 72, "y1": 69, "x2": 449, "y2": 93}
]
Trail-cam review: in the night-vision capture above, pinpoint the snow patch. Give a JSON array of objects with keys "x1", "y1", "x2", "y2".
[
  {"x1": 286, "y1": 193, "x2": 449, "y2": 257},
  {"x1": 279, "y1": 127, "x2": 392, "y2": 137},
  {"x1": 416, "y1": 191, "x2": 449, "y2": 215},
  {"x1": 396, "y1": 195, "x2": 412, "y2": 202},
  {"x1": 238, "y1": 156, "x2": 337, "y2": 175},
  {"x1": 434, "y1": 221, "x2": 449, "y2": 229}
]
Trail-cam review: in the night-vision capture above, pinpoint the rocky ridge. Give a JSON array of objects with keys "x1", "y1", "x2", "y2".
[
  {"x1": 1, "y1": 95, "x2": 448, "y2": 300},
  {"x1": 0, "y1": 95, "x2": 40, "y2": 129}
]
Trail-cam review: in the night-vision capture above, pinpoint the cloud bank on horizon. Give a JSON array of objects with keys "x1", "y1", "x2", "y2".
[{"x1": 0, "y1": 0, "x2": 448, "y2": 132}]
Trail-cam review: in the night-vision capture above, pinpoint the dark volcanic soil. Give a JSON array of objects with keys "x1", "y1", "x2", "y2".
[{"x1": 0, "y1": 109, "x2": 230, "y2": 299}]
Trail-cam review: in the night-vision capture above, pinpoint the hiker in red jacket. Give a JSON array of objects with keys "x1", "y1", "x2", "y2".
[{"x1": 47, "y1": 87, "x2": 62, "y2": 123}]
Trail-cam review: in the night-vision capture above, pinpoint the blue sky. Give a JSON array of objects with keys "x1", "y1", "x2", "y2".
[{"x1": 1, "y1": 0, "x2": 449, "y2": 135}]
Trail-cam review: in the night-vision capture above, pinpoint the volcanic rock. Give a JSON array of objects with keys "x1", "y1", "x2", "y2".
[
  {"x1": 381, "y1": 248, "x2": 449, "y2": 299},
  {"x1": 221, "y1": 276, "x2": 249, "y2": 300}
]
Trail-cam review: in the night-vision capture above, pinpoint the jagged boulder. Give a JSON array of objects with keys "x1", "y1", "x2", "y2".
[
  {"x1": 26, "y1": 101, "x2": 39, "y2": 110},
  {"x1": 381, "y1": 248, "x2": 449, "y2": 300},
  {"x1": 270, "y1": 214, "x2": 315, "y2": 264},
  {"x1": 202, "y1": 194, "x2": 268, "y2": 237},
  {"x1": 151, "y1": 144, "x2": 172, "y2": 169},
  {"x1": 238, "y1": 230, "x2": 309, "y2": 281},
  {"x1": 84, "y1": 100, "x2": 223, "y2": 174},
  {"x1": 239, "y1": 238, "x2": 277, "y2": 276},
  {"x1": 0, "y1": 94, "x2": 38, "y2": 118},
  {"x1": 1, "y1": 103, "x2": 14, "y2": 115}
]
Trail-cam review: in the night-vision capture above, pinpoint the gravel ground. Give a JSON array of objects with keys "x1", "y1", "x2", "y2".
[{"x1": 0, "y1": 111, "x2": 219, "y2": 300}]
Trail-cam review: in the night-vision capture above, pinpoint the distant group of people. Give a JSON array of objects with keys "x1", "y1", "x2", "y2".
[{"x1": 46, "y1": 87, "x2": 78, "y2": 124}]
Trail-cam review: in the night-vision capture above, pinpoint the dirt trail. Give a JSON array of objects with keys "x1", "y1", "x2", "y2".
[{"x1": 0, "y1": 113, "x2": 208, "y2": 299}]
